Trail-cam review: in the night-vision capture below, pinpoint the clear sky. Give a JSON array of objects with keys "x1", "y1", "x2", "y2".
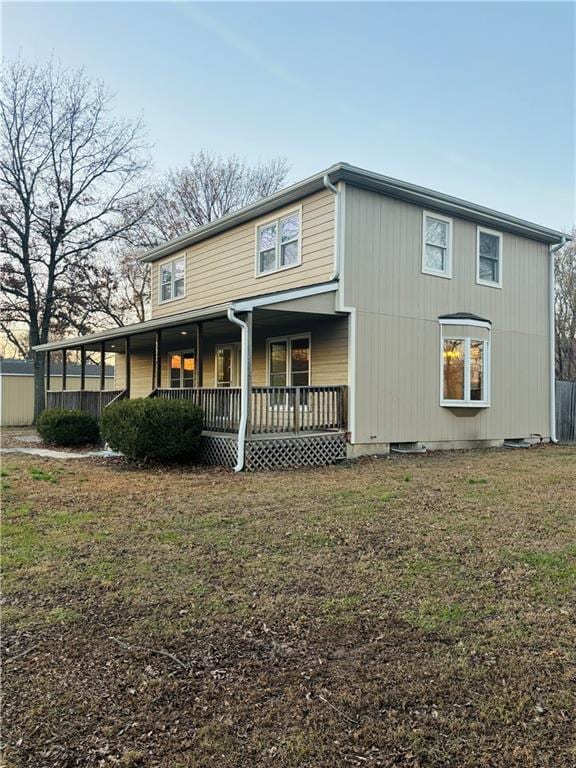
[{"x1": 3, "y1": 1, "x2": 575, "y2": 230}]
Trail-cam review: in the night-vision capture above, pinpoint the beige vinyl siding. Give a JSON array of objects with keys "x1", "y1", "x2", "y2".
[
  {"x1": 344, "y1": 185, "x2": 551, "y2": 445},
  {"x1": 150, "y1": 190, "x2": 335, "y2": 318},
  {"x1": 114, "y1": 353, "x2": 153, "y2": 398},
  {"x1": 1, "y1": 375, "x2": 114, "y2": 426}
]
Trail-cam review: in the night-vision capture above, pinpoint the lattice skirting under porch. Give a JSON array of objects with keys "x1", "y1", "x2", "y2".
[
  {"x1": 198, "y1": 432, "x2": 347, "y2": 471},
  {"x1": 197, "y1": 435, "x2": 238, "y2": 468},
  {"x1": 245, "y1": 433, "x2": 346, "y2": 471}
]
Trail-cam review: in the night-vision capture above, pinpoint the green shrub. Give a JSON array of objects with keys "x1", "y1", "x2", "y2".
[
  {"x1": 37, "y1": 408, "x2": 100, "y2": 446},
  {"x1": 101, "y1": 398, "x2": 203, "y2": 462}
]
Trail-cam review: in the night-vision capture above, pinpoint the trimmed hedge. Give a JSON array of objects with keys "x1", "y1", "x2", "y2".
[
  {"x1": 101, "y1": 397, "x2": 203, "y2": 462},
  {"x1": 37, "y1": 408, "x2": 100, "y2": 446}
]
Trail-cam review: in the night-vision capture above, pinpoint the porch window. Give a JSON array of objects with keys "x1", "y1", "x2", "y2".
[
  {"x1": 170, "y1": 352, "x2": 195, "y2": 388},
  {"x1": 160, "y1": 257, "x2": 185, "y2": 302},
  {"x1": 442, "y1": 336, "x2": 489, "y2": 406},
  {"x1": 422, "y1": 212, "x2": 452, "y2": 278},
  {"x1": 268, "y1": 335, "x2": 310, "y2": 387},
  {"x1": 477, "y1": 228, "x2": 502, "y2": 287},
  {"x1": 216, "y1": 345, "x2": 240, "y2": 388},
  {"x1": 257, "y1": 210, "x2": 301, "y2": 275}
]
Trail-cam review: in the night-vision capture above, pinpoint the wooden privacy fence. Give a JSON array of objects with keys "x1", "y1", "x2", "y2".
[
  {"x1": 556, "y1": 380, "x2": 576, "y2": 443},
  {"x1": 153, "y1": 385, "x2": 346, "y2": 435},
  {"x1": 46, "y1": 390, "x2": 125, "y2": 419}
]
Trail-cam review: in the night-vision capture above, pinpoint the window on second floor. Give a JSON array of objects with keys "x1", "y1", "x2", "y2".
[
  {"x1": 477, "y1": 228, "x2": 503, "y2": 287},
  {"x1": 257, "y1": 211, "x2": 301, "y2": 276},
  {"x1": 159, "y1": 257, "x2": 185, "y2": 303},
  {"x1": 422, "y1": 211, "x2": 452, "y2": 278}
]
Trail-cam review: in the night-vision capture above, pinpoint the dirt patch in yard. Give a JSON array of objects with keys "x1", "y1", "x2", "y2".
[{"x1": 2, "y1": 446, "x2": 575, "y2": 767}]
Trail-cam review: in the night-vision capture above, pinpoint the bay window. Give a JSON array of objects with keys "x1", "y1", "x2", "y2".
[{"x1": 441, "y1": 336, "x2": 489, "y2": 406}]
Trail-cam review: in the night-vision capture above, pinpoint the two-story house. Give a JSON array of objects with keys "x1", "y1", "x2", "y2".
[{"x1": 34, "y1": 163, "x2": 568, "y2": 470}]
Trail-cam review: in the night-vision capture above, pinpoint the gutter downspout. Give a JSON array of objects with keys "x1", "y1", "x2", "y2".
[
  {"x1": 549, "y1": 237, "x2": 567, "y2": 443},
  {"x1": 323, "y1": 174, "x2": 341, "y2": 281},
  {"x1": 227, "y1": 307, "x2": 250, "y2": 471}
]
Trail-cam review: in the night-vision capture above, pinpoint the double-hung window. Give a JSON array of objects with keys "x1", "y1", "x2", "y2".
[
  {"x1": 257, "y1": 210, "x2": 301, "y2": 275},
  {"x1": 267, "y1": 335, "x2": 310, "y2": 406},
  {"x1": 160, "y1": 257, "x2": 185, "y2": 303},
  {"x1": 441, "y1": 335, "x2": 489, "y2": 406},
  {"x1": 422, "y1": 212, "x2": 452, "y2": 278},
  {"x1": 170, "y1": 352, "x2": 195, "y2": 388},
  {"x1": 477, "y1": 228, "x2": 502, "y2": 287}
]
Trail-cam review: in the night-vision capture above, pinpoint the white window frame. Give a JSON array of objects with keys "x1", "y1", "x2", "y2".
[
  {"x1": 168, "y1": 349, "x2": 196, "y2": 389},
  {"x1": 255, "y1": 206, "x2": 302, "y2": 277},
  {"x1": 158, "y1": 256, "x2": 186, "y2": 304},
  {"x1": 214, "y1": 342, "x2": 240, "y2": 388},
  {"x1": 476, "y1": 227, "x2": 503, "y2": 288},
  {"x1": 266, "y1": 333, "x2": 311, "y2": 408},
  {"x1": 422, "y1": 210, "x2": 453, "y2": 279},
  {"x1": 440, "y1": 333, "x2": 490, "y2": 408}
]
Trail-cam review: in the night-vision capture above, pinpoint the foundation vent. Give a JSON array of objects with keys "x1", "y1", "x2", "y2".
[
  {"x1": 503, "y1": 438, "x2": 532, "y2": 449},
  {"x1": 390, "y1": 442, "x2": 427, "y2": 455}
]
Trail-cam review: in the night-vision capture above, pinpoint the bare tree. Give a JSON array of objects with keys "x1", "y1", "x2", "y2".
[
  {"x1": 556, "y1": 230, "x2": 576, "y2": 381},
  {"x1": 0, "y1": 60, "x2": 151, "y2": 420},
  {"x1": 133, "y1": 151, "x2": 289, "y2": 245}
]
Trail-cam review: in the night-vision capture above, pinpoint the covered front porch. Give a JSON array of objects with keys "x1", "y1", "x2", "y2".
[{"x1": 41, "y1": 285, "x2": 350, "y2": 469}]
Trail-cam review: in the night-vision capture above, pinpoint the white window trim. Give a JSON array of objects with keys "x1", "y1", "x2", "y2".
[
  {"x1": 158, "y1": 256, "x2": 186, "y2": 305},
  {"x1": 476, "y1": 226, "x2": 503, "y2": 289},
  {"x1": 439, "y1": 333, "x2": 491, "y2": 408},
  {"x1": 255, "y1": 206, "x2": 303, "y2": 278},
  {"x1": 422, "y1": 210, "x2": 453, "y2": 279},
  {"x1": 438, "y1": 318, "x2": 491, "y2": 330},
  {"x1": 214, "y1": 342, "x2": 241, "y2": 388},
  {"x1": 168, "y1": 348, "x2": 196, "y2": 389},
  {"x1": 266, "y1": 333, "x2": 311, "y2": 409}
]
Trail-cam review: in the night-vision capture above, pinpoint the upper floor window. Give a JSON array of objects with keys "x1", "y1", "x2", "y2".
[
  {"x1": 422, "y1": 211, "x2": 452, "y2": 278},
  {"x1": 441, "y1": 336, "x2": 489, "y2": 407},
  {"x1": 257, "y1": 210, "x2": 301, "y2": 276},
  {"x1": 477, "y1": 228, "x2": 502, "y2": 288},
  {"x1": 160, "y1": 257, "x2": 185, "y2": 303}
]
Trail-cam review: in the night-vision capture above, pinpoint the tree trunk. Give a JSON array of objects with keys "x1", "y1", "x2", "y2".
[
  {"x1": 30, "y1": 326, "x2": 46, "y2": 424},
  {"x1": 32, "y1": 351, "x2": 46, "y2": 424}
]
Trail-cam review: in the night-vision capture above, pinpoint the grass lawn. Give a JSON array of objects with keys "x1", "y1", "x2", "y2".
[{"x1": 2, "y1": 445, "x2": 575, "y2": 767}]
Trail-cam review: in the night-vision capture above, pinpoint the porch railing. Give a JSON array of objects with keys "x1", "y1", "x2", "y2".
[
  {"x1": 251, "y1": 386, "x2": 346, "y2": 434},
  {"x1": 46, "y1": 389, "x2": 125, "y2": 419},
  {"x1": 46, "y1": 385, "x2": 346, "y2": 434},
  {"x1": 153, "y1": 387, "x2": 242, "y2": 433},
  {"x1": 153, "y1": 385, "x2": 346, "y2": 435}
]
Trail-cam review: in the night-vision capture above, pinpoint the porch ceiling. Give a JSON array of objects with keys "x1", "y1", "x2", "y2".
[
  {"x1": 106, "y1": 309, "x2": 340, "y2": 354},
  {"x1": 32, "y1": 303, "x2": 232, "y2": 353}
]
